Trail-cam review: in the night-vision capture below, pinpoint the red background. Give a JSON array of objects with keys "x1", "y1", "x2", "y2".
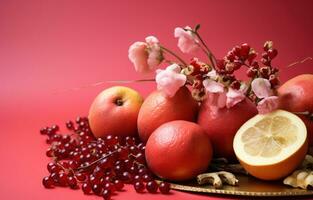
[{"x1": 0, "y1": 0, "x2": 312, "y2": 199}]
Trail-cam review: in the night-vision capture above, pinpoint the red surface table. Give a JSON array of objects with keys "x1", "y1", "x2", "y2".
[{"x1": 0, "y1": 0, "x2": 312, "y2": 199}]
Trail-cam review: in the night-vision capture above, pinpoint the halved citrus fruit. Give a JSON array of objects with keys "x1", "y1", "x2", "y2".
[{"x1": 233, "y1": 109, "x2": 308, "y2": 180}]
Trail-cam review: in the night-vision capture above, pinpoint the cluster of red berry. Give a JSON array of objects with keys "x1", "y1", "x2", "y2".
[
  {"x1": 182, "y1": 58, "x2": 211, "y2": 101},
  {"x1": 185, "y1": 41, "x2": 280, "y2": 102},
  {"x1": 40, "y1": 117, "x2": 170, "y2": 200},
  {"x1": 220, "y1": 42, "x2": 279, "y2": 87},
  {"x1": 217, "y1": 43, "x2": 258, "y2": 90}
]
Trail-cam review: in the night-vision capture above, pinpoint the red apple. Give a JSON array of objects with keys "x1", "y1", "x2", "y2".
[
  {"x1": 88, "y1": 86, "x2": 143, "y2": 138},
  {"x1": 278, "y1": 74, "x2": 313, "y2": 145},
  {"x1": 197, "y1": 98, "x2": 257, "y2": 161}
]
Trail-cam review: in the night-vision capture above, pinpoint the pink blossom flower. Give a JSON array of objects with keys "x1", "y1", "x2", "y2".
[
  {"x1": 203, "y1": 79, "x2": 224, "y2": 93},
  {"x1": 145, "y1": 36, "x2": 163, "y2": 68},
  {"x1": 257, "y1": 96, "x2": 279, "y2": 114},
  {"x1": 128, "y1": 36, "x2": 163, "y2": 73},
  {"x1": 206, "y1": 69, "x2": 218, "y2": 80},
  {"x1": 226, "y1": 88, "x2": 246, "y2": 108},
  {"x1": 251, "y1": 78, "x2": 273, "y2": 98},
  {"x1": 174, "y1": 26, "x2": 200, "y2": 54},
  {"x1": 203, "y1": 79, "x2": 227, "y2": 108},
  {"x1": 155, "y1": 64, "x2": 186, "y2": 97}
]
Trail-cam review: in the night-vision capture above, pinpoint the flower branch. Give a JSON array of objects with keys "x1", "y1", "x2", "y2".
[
  {"x1": 160, "y1": 45, "x2": 188, "y2": 67},
  {"x1": 128, "y1": 25, "x2": 281, "y2": 114},
  {"x1": 190, "y1": 28, "x2": 217, "y2": 69}
]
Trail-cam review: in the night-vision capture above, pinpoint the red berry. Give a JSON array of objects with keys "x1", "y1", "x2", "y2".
[
  {"x1": 75, "y1": 173, "x2": 86, "y2": 181},
  {"x1": 222, "y1": 75, "x2": 235, "y2": 83},
  {"x1": 230, "y1": 81, "x2": 241, "y2": 90},
  {"x1": 50, "y1": 172, "x2": 59, "y2": 184},
  {"x1": 93, "y1": 166, "x2": 104, "y2": 178},
  {"x1": 133, "y1": 175, "x2": 141, "y2": 182},
  {"x1": 216, "y1": 59, "x2": 225, "y2": 70},
  {"x1": 66, "y1": 120, "x2": 74, "y2": 130},
  {"x1": 82, "y1": 182, "x2": 92, "y2": 194},
  {"x1": 102, "y1": 189, "x2": 111, "y2": 200},
  {"x1": 248, "y1": 52, "x2": 257, "y2": 64},
  {"x1": 42, "y1": 176, "x2": 54, "y2": 188},
  {"x1": 46, "y1": 148, "x2": 54, "y2": 157},
  {"x1": 40, "y1": 127, "x2": 48, "y2": 135},
  {"x1": 68, "y1": 160, "x2": 79, "y2": 169},
  {"x1": 125, "y1": 136, "x2": 136, "y2": 146},
  {"x1": 272, "y1": 67, "x2": 279, "y2": 74},
  {"x1": 226, "y1": 52, "x2": 235, "y2": 61},
  {"x1": 62, "y1": 135, "x2": 71, "y2": 144},
  {"x1": 76, "y1": 116, "x2": 83, "y2": 123},
  {"x1": 120, "y1": 171, "x2": 133, "y2": 183},
  {"x1": 51, "y1": 134, "x2": 61, "y2": 142},
  {"x1": 123, "y1": 159, "x2": 133, "y2": 169},
  {"x1": 138, "y1": 168, "x2": 147, "y2": 176},
  {"x1": 67, "y1": 176, "x2": 78, "y2": 189},
  {"x1": 114, "y1": 180, "x2": 124, "y2": 191},
  {"x1": 60, "y1": 161, "x2": 69, "y2": 169},
  {"x1": 246, "y1": 68, "x2": 257, "y2": 78},
  {"x1": 267, "y1": 49, "x2": 278, "y2": 59},
  {"x1": 51, "y1": 124, "x2": 59, "y2": 132},
  {"x1": 251, "y1": 61, "x2": 259, "y2": 68},
  {"x1": 58, "y1": 172, "x2": 68, "y2": 186},
  {"x1": 232, "y1": 46, "x2": 241, "y2": 57},
  {"x1": 260, "y1": 67, "x2": 270, "y2": 77},
  {"x1": 262, "y1": 52, "x2": 268, "y2": 59},
  {"x1": 92, "y1": 184, "x2": 103, "y2": 195},
  {"x1": 192, "y1": 78, "x2": 203, "y2": 90},
  {"x1": 142, "y1": 174, "x2": 152, "y2": 182},
  {"x1": 159, "y1": 182, "x2": 171, "y2": 194},
  {"x1": 117, "y1": 148, "x2": 129, "y2": 159},
  {"x1": 46, "y1": 127, "x2": 55, "y2": 136},
  {"x1": 136, "y1": 152, "x2": 145, "y2": 164},
  {"x1": 225, "y1": 62, "x2": 234, "y2": 73},
  {"x1": 269, "y1": 75, "x2": 280, "y2": 86},
  {"x1": 103, "y1": 182, "x2": 113, "y2": 191},
  {"x1": 146, "y1": 180, "x2": 158, "y2": 193},
  {"x1": 134, "y1": 181, "x2": 145, "y2": 193},
  {"x1": 99, "y1": 158, "x2": 112, "y2": 170},
  {"x1": 89, "y1": 175, "x2": 100, "y2": 185},
  {"x1": 105, "y1": 135, "x2": 118, "y2": 146},
  {"x1": 240, "y1": 43, "x2": 250, "y2": 58},
  {"x1": 261, "y1": 58, "x2": 271, "y2": 66},
  {"x1": 47, "y1": 162, "x2": 58, "y2": 173},
  {"x1": 233, "y1": 60, "x2": 242, "y2": 70}
]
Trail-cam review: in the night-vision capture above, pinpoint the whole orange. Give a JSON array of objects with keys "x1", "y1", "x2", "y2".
[
  {"x1": 145, "y1": 120, "x2": 213, "y2": 181},
  {"x1": 197, "y1": 98, "x2": 257, "y2": 160},
  {"x1": 88, "y1": 86, "x2": 143, "y2": 138},
  {"x1": 278, "y1": 74, "x2": 313, "y2": 145},
  {"x1": 137, "y1": 86, "x2": 198, "y2": 142}
]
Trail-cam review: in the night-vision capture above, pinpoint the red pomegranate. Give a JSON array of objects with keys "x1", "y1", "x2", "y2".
[
  {"x1": 278, "y1": 74, "x2": 313, "y2": 145},
  {"x1": 197, "y1": 98, "x2": 258, "y2": 160}
]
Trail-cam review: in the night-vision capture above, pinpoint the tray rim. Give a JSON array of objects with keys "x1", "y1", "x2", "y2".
[{"x1": 170, "y1": 182, "x2": 313, "y2": 197}]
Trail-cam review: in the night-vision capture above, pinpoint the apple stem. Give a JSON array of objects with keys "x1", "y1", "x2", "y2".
[{"x1": 115, "y1": 99, "x2": 123, "y2": 106}]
